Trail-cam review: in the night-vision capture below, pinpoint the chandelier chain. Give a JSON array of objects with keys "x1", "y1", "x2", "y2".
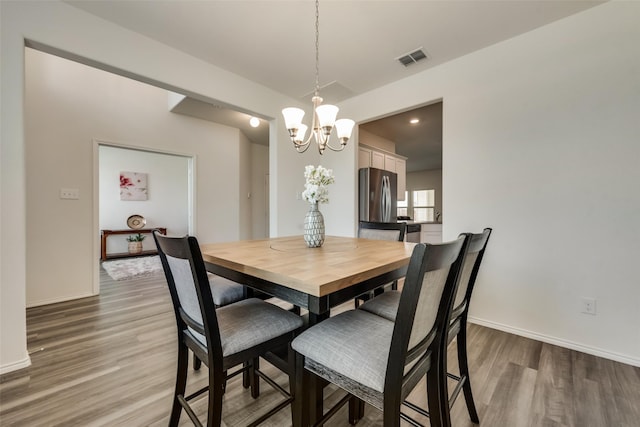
[{"x1": 315, "y1": 0, "x2": 320, "y2": 96}]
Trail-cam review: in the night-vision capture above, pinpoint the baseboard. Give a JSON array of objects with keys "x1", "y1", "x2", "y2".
[
  {"x1": 26, "y1": 291, "x2": 97, "y2": 308},
  {"x1": 468, "y1": 316, "x2": 640, "y2": 368},
  {"x1": 0, "y1": 355, "x2": 31, "y2": 375}
]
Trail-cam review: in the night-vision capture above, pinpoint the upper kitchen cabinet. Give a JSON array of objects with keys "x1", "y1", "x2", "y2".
[{"x1": 358, "y1": 144, "x2": 406, "y2": 200}]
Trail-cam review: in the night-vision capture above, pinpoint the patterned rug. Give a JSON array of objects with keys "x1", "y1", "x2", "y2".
[{"x1": 101, "y1": 255, "x2": 163, "y2": 281}]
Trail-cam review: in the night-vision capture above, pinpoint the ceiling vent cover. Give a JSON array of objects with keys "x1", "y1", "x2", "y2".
[{"x1": 397, "y1": 48, "x2": 427, "y2": 67}]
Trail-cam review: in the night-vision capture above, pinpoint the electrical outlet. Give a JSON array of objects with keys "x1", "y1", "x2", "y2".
[
  {"x1": 581, "y1": 297, "x2": 596, "y2": 315},
  {"x1": 60, "y1": 188, "x2": 79, "y2": 200}
]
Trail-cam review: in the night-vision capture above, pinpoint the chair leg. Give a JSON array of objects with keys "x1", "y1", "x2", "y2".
[
  {"x1": 250, "y1": 357, "x2": 260, "y2": 398},
  {"x1": 348, "y1": 396, "x2": 365, "y2": 424},
  {"x1": 293, "y1": 352, "x2": 310, "y2": 427},
  {"x1": 243, "y1": 362, "x2": 250, "y2": 389},
  {"x1": 193, "y1": 352, "x2": 202, "y2": 371},
  {"x1": 457, "y1": 324, "x2": 479, "y2": 423},
  {"x1": 382, "y1": 388, "x2": 402, "y2": 427},
  {"x1": 426, "y1": 360, "x2": 451, "y2": 427},
  {"x1": 207, "y1": 368, "x2": 225, "y2": 427},
  {"x1": 169, "y1": 343, "x2": 189, "y2": 427}
]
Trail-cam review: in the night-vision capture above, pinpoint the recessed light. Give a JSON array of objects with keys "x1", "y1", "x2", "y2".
[
  {"x1": 249, "y1": 117, "x2": 260, "y2": 128},
  {"x1": 410, "y1": 118, "x2": 420, "y2": 124}
]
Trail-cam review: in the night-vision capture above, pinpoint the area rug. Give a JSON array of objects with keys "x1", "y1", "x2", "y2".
[{"x1": 101, "y1": 255, "x2": 163, "y2": 281}]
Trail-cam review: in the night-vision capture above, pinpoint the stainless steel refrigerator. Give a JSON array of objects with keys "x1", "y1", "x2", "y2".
[{"x1": 359, "y1": 167, "x2": 397, "y2": 223}]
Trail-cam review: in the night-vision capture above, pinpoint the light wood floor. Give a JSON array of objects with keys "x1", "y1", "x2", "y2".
[{"x1": 1, "y1": 269, "x2": 639, "y2": 426}]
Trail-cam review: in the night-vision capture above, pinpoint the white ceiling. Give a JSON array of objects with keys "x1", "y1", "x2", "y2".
[{"x1": 65, "y1": 0, "x2": 604, "y2": 168}]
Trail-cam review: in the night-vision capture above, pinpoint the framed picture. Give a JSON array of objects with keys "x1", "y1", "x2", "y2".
[{"x1": 120, "y1": 171, "x2": 148, "y2": 201}]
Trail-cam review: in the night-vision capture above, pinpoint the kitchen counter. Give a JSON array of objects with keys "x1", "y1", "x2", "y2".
[
  {"x1": 400, "y1": 221, "x2": 442, "y2": 244},
  {"x1": 398, "y1": 220, "x2": 442, "y2": 225}
]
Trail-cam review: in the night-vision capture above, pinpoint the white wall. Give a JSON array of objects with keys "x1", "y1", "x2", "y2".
[
  {"x1": 358, "y1": 128, "x2": 396, "y2": 153},
  {"x1": 238, "y1": 132, "x2": 252, "y2": 240},
  {"x1": 251, "y1": 144, "x2": 270, "y2": 239},
  {"x1": 99, "y1": 146, "x2": 190, "y2": 256},
  {"x1": 24, "y1": 48, "x2": 247, "y2": 308},
  {"x1": 1, "y1": 0, "x2": 304, "y2": 373},
  {"x1": 341, "y1": 1, "x2": 640, "y2": 366}
]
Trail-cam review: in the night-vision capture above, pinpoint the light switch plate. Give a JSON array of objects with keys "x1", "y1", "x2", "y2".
[{"x1": 60, "y1": 188, "x2": 79, "y2": 200}]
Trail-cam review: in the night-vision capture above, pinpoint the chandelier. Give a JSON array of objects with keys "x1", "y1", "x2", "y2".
[{"x1": 282, "y1": 0, "x2": 354, "y2": 155}]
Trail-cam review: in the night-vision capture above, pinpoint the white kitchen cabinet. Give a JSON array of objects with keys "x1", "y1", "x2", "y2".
[
  {"x1": 384, "y1": 154, "x2": 397, "y2": 172},
  {"x1": 371, "y1": 151, "x2": 385, "y2": 169},
  {"x1": 395, "y1": 158, "x2": 406, "y2": 200},
  {"x1": 420, "y1": 223, "x2": 442, "y2": 243},
  {"x1": 358, "y1": 147, "x2": 372, "y2": 169}
]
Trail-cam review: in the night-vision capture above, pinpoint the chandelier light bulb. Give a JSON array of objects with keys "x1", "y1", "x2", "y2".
[
  {"x1": 335, "y1": 119, "x2": 355, "y2": 141},
  {"x1": 282, "y1": 107, "x2": 305, "y2": 130},
  {"x1": 295, "y1": 124, "x2": 308, "y2": 143}
]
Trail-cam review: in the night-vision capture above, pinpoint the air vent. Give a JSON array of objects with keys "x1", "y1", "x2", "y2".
[{"x1": 397, "y1": 48, "x2": 427, "y2": 67}]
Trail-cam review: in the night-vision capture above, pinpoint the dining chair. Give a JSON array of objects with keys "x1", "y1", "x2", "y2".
[
  {"x1": 193, "y1": 273, "x2": 246, "y2": 371},
  {"x1": 354, "y1": 221, "x2": 407, "y2": 307},
  {"x1": 358, "y1": 228, "x2": 492, "y2": 425},
  {"x1": 153, "y1": 231, "x2": 304, "y2": 427},
  {"x1": 291, "y1": 235, "x2": 470, "y2": 427}
]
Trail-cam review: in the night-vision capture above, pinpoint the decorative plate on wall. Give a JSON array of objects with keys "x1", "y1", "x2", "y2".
[{"x1": 127, "y1": 214, "x2": 146, "y2": 229}]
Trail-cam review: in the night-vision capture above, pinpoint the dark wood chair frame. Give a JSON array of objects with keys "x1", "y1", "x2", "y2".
[
  {"x1": 403, "y1": 228, "x2": 492, "y2": 426},
  {"x1": 294, "y1": 234, "x2": 472, "y2": 427},
  {"x1": 355, "y1": 221, "x2": 407, "y2": 306},
  {"x1": 153, "y1": 231, "x2": 300, "y2": 427}
]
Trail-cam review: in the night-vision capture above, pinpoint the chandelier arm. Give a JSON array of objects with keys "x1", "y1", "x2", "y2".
[
  {"x1": 295, "y1": 141, "x2": 312, "y2": 153},
  {"x1": 324, "y1": 140, "x2": 347, "y2": 152}
]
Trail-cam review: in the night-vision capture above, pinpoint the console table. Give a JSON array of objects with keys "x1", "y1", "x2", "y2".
[{"x1": 100, "y1": 228, "x2": 167, "y2": 261}]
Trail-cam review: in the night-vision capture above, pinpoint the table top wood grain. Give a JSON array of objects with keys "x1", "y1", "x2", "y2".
[{"x1": 200, "y1": 235, "x2": 416, "y2": 298}]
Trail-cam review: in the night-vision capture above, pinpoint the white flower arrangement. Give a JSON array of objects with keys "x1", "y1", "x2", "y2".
[{"x1": 302, "y1": 165, "x2": 335, "y2": 204}]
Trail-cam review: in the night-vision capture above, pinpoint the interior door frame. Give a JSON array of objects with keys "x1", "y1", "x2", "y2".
[{"x1": 92, "y1": 139, "x2": 196, "y2": 294}]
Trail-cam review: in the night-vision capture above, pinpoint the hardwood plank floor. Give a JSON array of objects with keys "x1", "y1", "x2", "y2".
[{"x1": 1, "y1": 268, "x2": 639, "y2": 426}]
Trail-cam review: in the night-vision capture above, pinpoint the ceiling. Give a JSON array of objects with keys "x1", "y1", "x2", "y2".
[
  {"x1": 361, "y1": 102, "x2": 443, "y2": 172},
  {"x1": 65, "y1": 0, "x2": 603, "y2": 167}
]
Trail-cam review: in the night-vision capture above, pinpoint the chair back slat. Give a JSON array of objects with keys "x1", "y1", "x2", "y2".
[
  {"x1": 165, "y1": 254, "x2": 204, "y2": 327},
  {"x1": 385, "y1": 234, "x2": 471, "y2": 402},
  {"x1": 358, "y1": 221, "x2": 406, "y2": 242},
  {"x1": 408, "y1": 266, "x2": 452, "y2": 349},
  {"x1": 153, "y1": 231, "x2": 223, "y2": 362},
  {"x1": 359, "y1": 228, "x2": 402, "y2": 241},
  {"x1": 452, "y1": 252, "x2": 479, "y2": 312},
  {"x1": 451, "y1": 228, "x2": 492, "y2": 316}
]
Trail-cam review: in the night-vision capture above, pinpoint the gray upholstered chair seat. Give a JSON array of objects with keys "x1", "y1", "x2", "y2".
[
  {"x1": 292, "y1": 310, "x2": 395, "y2": 408},
  {"x1": 357, "y1": 289, "x2": 401, "y2": 321},
  {"x1": 207, "y1": 273, "x2": 245, "y2": 306},
  {"x1": 191, "y1": 298, "x2": 303, "y2": 357}
]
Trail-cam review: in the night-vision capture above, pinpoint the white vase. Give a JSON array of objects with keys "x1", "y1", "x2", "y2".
[{"x1": 304, "y1": 202, "x2": 325, "y2": 248}]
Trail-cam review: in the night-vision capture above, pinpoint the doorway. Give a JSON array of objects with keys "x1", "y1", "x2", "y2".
[{"x1": 94, "y1": 142, "x2": 194, "y2": 293}]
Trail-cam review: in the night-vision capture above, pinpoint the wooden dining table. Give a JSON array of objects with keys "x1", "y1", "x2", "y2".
[
  {"x1": 200, "y1": 235, "x2": 416, "y2": 324},
  {"x1": 201, "y1": 234, "x2": 416, "y2": 424}
]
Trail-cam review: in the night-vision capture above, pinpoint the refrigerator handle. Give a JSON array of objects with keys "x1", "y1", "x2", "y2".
[
  {"x1": 385, "y1": 176, "x2": 391, "y2": 221},
  {"x1": 382, "y1": 175, "x2": 390, "y2": 222},
  {"x1": 380, "y1": 176, "x2": 386, "y2": 221}
]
